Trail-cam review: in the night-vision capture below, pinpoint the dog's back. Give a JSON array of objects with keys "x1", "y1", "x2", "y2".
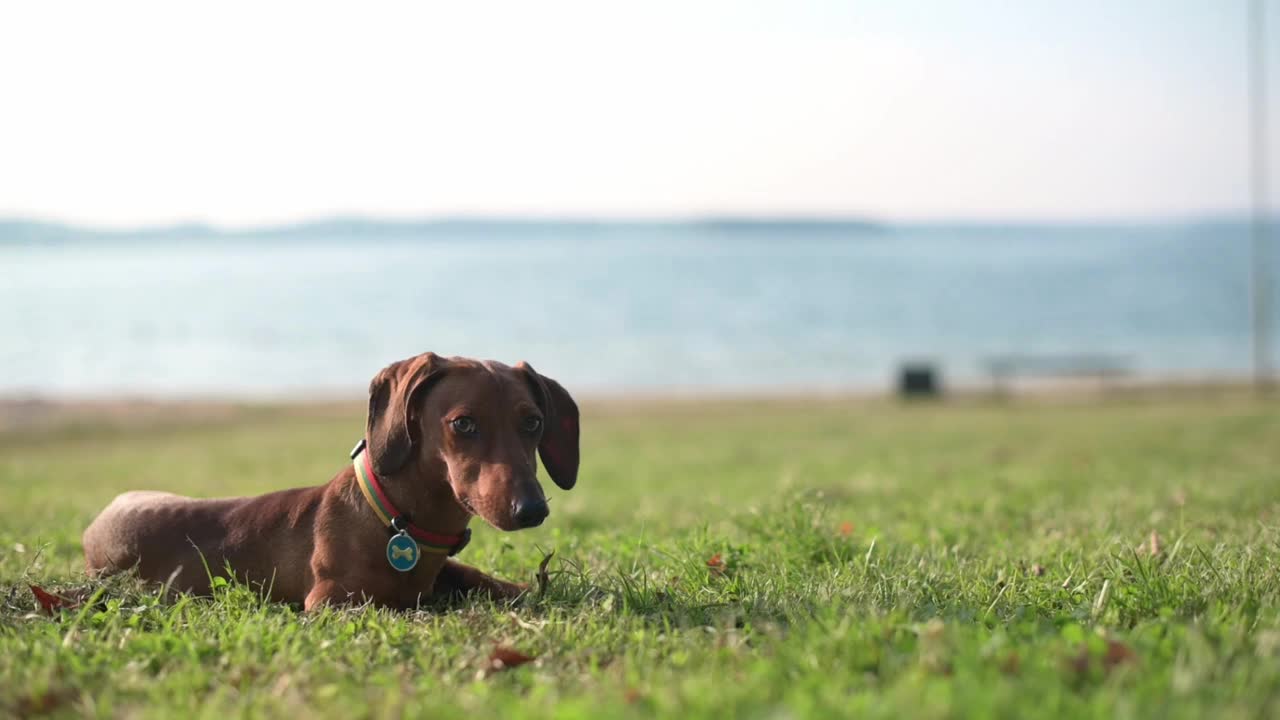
[{"x1": 83, "y1": 487, "x2": 323, "y2": 598}]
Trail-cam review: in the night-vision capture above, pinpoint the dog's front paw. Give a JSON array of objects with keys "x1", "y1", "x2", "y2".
[{"x1": 492, "y1": 580, "x2": 529, "y2": 601}]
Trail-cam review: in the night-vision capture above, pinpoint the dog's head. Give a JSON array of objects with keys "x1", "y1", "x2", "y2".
[{"x1": 364, "y1": 352, "x2": 579, "y2": 531}]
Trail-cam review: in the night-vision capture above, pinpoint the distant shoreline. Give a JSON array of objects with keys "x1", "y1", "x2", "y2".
[
  {"x1": 1, "y1": 374, "x2": 1267, "y2": 435},
  {"x1": 2, "y1": 213, "x2": 1273, "y2": 244},
  {"x1": 0, "y1": 216, "x2": 887, "y2": 243}
]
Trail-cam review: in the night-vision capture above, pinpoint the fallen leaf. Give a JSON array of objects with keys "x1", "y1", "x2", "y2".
[
  {"x1": 1103, "y1": 640, "x2": 1137, "y2": 671},
  {"x1": 30, "y1": 585, "x2": 79, "y2": 616},
  {"x1": 14, "y1": 689, "x2": 73, "y2": 716},
  {"x1": 838, "y1": 521, "x2": 855, "y2": 538},
  {"x1": 487, "y1": 645, "x2": 536, "y2": 674},
  {"x1": 1065, "y1": 647, "x2": 1092, "y2": 678},
  {"x1": 707, "y1": 553, "x2": 726, "y2": 577},
  {"x1": 535, "y1": 550, "x2": 555, "y2": 597}
]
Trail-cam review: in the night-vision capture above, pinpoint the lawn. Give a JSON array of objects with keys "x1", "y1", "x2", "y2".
[{"x1": 1, "y1": 391, "x2": 1278, "y2": 718}]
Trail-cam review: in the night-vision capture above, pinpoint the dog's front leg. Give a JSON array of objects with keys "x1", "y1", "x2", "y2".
[
  {"x1": 304, "y1": 578, "x2": 395, "y2": 611},
  {"x1": 304, "y1": 578, "x2": 361, "y2": 610},
  {"x1": 432, "y1": 559, "x2": 527, "y2": 602}
]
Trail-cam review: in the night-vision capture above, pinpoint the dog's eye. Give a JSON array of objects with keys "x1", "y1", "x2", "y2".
[
  {"x1": 521, "y1": 416, "x2": 542, "y2": 434},
  {"x1": 450, "y1": 416, "x2": 478, "y2": 436}
]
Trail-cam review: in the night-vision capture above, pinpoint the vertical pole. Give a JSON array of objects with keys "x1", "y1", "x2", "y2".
[{"x1": 1249, "y1": 0, "x2": 1273, "y2": 390}]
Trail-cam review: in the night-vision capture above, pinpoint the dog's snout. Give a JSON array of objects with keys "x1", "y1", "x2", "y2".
[{"x1": 512, "y1": 497, "x2": 549, "y2": 528}]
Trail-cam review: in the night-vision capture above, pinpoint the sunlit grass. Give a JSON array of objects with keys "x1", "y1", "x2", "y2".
[{"x1": 2, "y1": 392, "x2": 1278, "y2": 718}]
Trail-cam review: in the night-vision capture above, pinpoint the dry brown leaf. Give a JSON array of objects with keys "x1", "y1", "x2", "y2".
[
  {"x1": 13, "y1": 689, "x2": 74, "y2": 717},
  {"x1": 487, "y1": 645, "x2": 536, "y2": 674},
  {"x1": 1064, "y1": 639, "x2": 1137, "y2": 679},
  {"x1": 1103, "y1": 640, "x2": 1137, "y2": 671},
  {"x1": 1065, "y1": 647, "x2": 1092, "y2": 677},
  {"x1": 535, "y1": 550, "x2": 555, "y2": 597},
  {"x1": 30, "y1": 585, "x2": 79, "y2": 616},
  {"x1": 707, "y1": 553, "x2": 726, "y2": 577}
]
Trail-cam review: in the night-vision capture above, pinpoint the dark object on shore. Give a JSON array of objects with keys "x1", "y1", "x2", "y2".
[{"x1": 898, "y1": 363, "x2": 942, "y2": 398}]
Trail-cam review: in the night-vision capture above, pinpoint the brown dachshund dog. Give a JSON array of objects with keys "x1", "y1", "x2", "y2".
[{"x1": 81, "y1": 352, "x2": 579, "y2": 610}]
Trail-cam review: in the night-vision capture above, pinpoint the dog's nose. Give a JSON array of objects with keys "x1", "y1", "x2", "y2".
[{"x1": 512, "y1": 497, "x2": 549, "y2": 528}]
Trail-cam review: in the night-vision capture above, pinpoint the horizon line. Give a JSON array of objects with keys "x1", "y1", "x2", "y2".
[{"x1": 1, "y1": 209, "x2": 1274, "y2": 238}]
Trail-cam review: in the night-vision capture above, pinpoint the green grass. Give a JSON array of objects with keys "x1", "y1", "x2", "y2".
[{"x1": 2, "y1": 392, "x2": 1279, "y2": 719}]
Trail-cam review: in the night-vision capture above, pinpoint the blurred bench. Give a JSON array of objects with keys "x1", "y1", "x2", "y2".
[
  {"x1": 897, "y1": 362, "x2": 942, "y2": 398},
  {"x1": 983, "y1": 354, "x2": 1131, "y2": 394}
]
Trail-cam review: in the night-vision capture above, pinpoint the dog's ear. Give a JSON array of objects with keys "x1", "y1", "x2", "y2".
[
  {"x1": 517, "y1": 362, "x2": 580, "y2": 490},
  {"x1": 366, "y1": 352, "x2": 448, "y2": 476}
]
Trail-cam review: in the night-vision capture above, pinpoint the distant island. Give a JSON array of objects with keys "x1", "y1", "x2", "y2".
[
  {"x1": 0, "y1": 216, "x2": 887, "y2": 244},
  {"x1": 3, "y1": 213, "x2": 1270, "y2": 244}
]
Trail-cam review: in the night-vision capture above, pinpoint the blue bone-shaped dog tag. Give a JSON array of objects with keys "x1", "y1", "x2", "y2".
[{"x1": 386, "y1": 532, "x2": 419, "y2": 572}]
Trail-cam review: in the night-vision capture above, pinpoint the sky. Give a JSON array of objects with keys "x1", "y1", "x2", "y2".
[{"x1": 0, "y1": 0, "x2": 1276, "y2": 227}]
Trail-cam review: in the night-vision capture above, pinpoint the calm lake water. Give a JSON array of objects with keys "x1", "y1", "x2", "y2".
[{"x1": 2, "y1": 221, "x2": 1276, "y2": 397}]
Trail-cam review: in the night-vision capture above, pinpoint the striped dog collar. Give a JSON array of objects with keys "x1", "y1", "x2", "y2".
[{"x1": 350, "y1": 438, "x2": 470, "y2": 557}]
